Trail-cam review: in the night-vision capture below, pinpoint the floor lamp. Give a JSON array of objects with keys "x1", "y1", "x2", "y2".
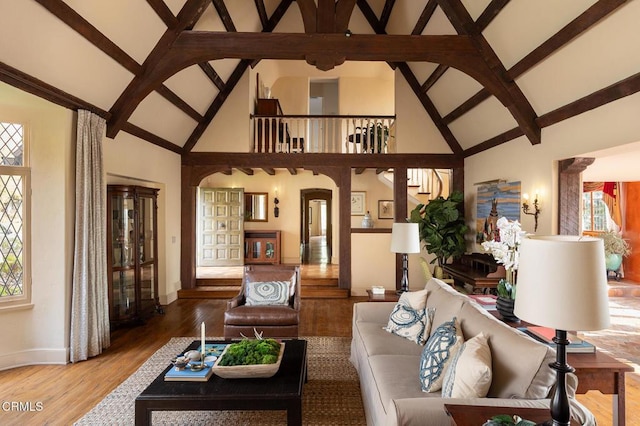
[
  {"x1": 514, "y1": 236, "x2": 610, "y2": 426},
  {"x1": 390, "y1": 222, "x2": 421, "y2": 294}
]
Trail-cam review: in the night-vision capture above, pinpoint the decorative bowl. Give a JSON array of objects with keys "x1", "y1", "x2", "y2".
[{"x1": 211, "y1": 342, "x2": 285, "y2": 379}]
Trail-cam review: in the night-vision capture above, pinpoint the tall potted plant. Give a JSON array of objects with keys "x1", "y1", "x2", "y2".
[{"x1": 409, "y1": 190, "x2": 468, "y2": 277}]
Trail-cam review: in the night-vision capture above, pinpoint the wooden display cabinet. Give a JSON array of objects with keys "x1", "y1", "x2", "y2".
[
  {"x1": 107, "y1": 185, "x2": 162, "y2": 328},
  {"x1": 244, "y1": 230, "x2": 281, "y2": 264}
]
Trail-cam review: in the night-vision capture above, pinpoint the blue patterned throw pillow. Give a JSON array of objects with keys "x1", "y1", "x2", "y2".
[
  {"x1": 419, "y1": 317, "x2": 464, "y2": 392},
  {"x1": 245, "y1": 281, "x2": 290, "y2": 306},
  {"x1": 383, "y1": 290, "x2": 433, "y2": 344}
]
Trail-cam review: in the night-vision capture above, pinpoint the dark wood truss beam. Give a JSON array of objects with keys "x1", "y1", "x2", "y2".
[
  {"x1": 250, "y1": 0, "x2": 294, "y2": 68},
  {"x1": 335, "y1": 0, "x2": 358, "y2": 32},
  {"x1": 447, "y1": 0, "x2": 626, "y2": 130},
  {"x1": 0, "y1": 61, "x2": 109, "y2": 119},
  {"x1": 183, "y1": 152, "x2": 464, "y2": 171},
  {"x1": 182, "y1": 60, "x2": 251, "y2": 153},
  {"x1": 254, "y1": 0, "x2": 269, "y2": 29},
  {"x1": 475, "y1": 0, "x2": 510, "y2": 31},
  {"x1": 212, "y1": 0, "x2": 236, "y2": 32},
  {"x1": 412, "y1": 0, "x2": 438, "y2": 35},
  {"x1": 463, "y1": 70, "x2": 640, "y2": 156},
  {"x1": 238, "y1": 167, "x2": 254, "y2": 175},
  {"x1": 262, "y1": 168, "x2": 276, "y2": 175},
  {"x1": 421, "y1": 64, "x2": 449, "y2": 93},
  {"x1": 397, "y1": 63, "x2": 463, "y2": 154},
  {"x1": 287, "y1": 168, "x2": 298, "y2": 175},
  {"x1": 357, "y1": 0, "x2": 384, "y2": 33},
  {"x1": 35, "y1": 0, "x2": 205, "y2": 128},
  {"x1": 537, "y1": 71, "x2": 640, "y2": 128},
  {"x1": 121, "y1": 123, "x2": 183, "y2": 154},
  {"x1": 198, "y1": 62, "x2": 226, "y2": 91},
  {"x1": 437, "y1": 0, "x2": 540, "y2": 145},
  {"x1": 146, "y1": 0, "x2": 179, "y2": 27},
  {"x1": 380, "y1": 0, "x2": 396, "y2": 30},
  {"x1": 298, "y1": 0, "x2": 356, "y2": 34},
  {"x1": 107, "y1": 0, "x2": 209, "y2": 138}
]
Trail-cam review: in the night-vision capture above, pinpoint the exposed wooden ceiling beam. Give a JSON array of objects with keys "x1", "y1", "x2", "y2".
[
  {"x1": 447, "y1": 0, "x2": 627, "y2": 128},
  {"x1": 475, "y1": 0, "x2": 510, "y2": 30},
  {"x1": 0, "y1": 61, "x2": 109, "y2": 119},
  {"x1": 463, "y1": 127, "x2": 523, "y2": 158},
  {"x1": 250, "y1": 0, "x2": 294, "y2": 68},
  {"x1": 182, "y1": 60, "x2": 251, "y2": 153},
  {"x1": 254, "y1": 0, "x2": 269, "y2": 29},
  {"x1": 212, "y1": 0, "x2": 236, "y2": 32},
  {"x1": 376, "y1": 168, "x2": 390, "y2": 174},
  {"x1": 438, "y1": 0, "x2": 540, "y2": 145},
  {"x1": 380, "y1": 0, "x2": 396, "y2": 30},
  {"x1": 335, "y1": 0, "x2": 358, "y2": 32},
  {"x1": 421, "y1": 64, "x2": 449, "y2": 93},
  {"x1": 508, "y1": 0, "x2": 628, "y2": 81},
  {"x1": 107, "y1": 0, "x2": 210, "y2": 138},
  {"x1": 121, "y1": 122, "x2": 183, "y2": 154},
  {"x1": 412, "y1": 0, "x2": 438, "y2": 35},
  {"x1": 397, "y1": 63, "x2": 463, "y2": 154},
  {"x1": 297, "y1": 0, "x2": 318, "y2": 33},
  {"x1": 357, "y1": 0, "x2": 384, "y2": 33},
  {"x1": 537, "y1": 71, "x2": 640, "y2": 129},
  {"x1": 287, "y1": 168, "x2": 298, "y2": 175},
  {"x1": 156, "y1": 85, "x2": 204, "y2": 122},
  {"x1": 198, "y1": 62, "x2": 226, "y2": 91},
  {"x1": 262, "y1": 168, "x2": 276, "y2": 175},
  {"x1": 238, "y1": 167, "x2": 254, "y2": 175},
  {"x1": 146, "y1": 0, "x2": 179, "y2": 27},
  {"x1": 354, "y1": 168, "x2": 366, "y2": 174},
  {"x1": 184, "y1": 152, "x2": 464, "y2": 170}
]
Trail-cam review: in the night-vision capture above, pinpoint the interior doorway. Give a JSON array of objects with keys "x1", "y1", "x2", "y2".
[{"x1": 300, "y1": 188, "x2": 332, "y2": 264}]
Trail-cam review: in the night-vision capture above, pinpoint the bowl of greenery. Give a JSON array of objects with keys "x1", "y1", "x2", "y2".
[{"x1": 212, "y1": 338, "x2": 284, "y2": 378}]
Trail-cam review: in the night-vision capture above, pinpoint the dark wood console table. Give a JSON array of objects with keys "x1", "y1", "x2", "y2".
[{"x1": 442, "y1": 253, "x2": 505, "y2": 293}]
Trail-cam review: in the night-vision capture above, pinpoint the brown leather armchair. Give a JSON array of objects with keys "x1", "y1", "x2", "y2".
[{"x1": 223, "y1": 265, "x2": 301, "y2": 339}]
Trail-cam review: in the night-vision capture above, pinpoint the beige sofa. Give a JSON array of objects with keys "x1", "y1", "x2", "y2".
[{"x1": 350, "y1": 278, "x2": 596, "y2": 426}]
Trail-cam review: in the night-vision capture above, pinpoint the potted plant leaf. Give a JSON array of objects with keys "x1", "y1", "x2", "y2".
[{"x1": 409, "y1": 190, "x2": 468, "y2": 278}]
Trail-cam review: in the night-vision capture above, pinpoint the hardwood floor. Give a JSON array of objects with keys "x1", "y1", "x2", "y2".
[{"x1": 0, "y1": 296, "x2": 637, "y2": 426}]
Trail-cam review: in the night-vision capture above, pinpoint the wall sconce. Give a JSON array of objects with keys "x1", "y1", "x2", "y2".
[
  {"x1": 274, "y1": 189, "x2": 280, "y2": 218},
  {"x1": 522, "y1": 193, "x2": 541, "y2": 232}
]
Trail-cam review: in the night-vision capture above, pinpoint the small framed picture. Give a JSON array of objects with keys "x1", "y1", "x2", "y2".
[
  {"x1": 378, "y1": 200, "x2": 394, "y2": 219},
  {"x1": 350, "y1": 191, "x2": 366, "y2": 215}
]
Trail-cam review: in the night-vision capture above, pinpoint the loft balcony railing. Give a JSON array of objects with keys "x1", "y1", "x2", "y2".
[{"x1": 252, "y1": 115, "x2": 396, "y2": 154}]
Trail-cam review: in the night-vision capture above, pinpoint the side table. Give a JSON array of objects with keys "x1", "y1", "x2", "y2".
[
  {"x1": 366, "y1": 289, "x2": 399, "y2": 302},
  {"x1": 444, "y1": 404, "x2": 579, "y2": 426}
]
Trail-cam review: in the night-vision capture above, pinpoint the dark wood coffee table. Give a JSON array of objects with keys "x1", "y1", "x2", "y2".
[
  {"x1": 135, "y1": 339, "x2": 307, "y2": 425},
  {"x1": 444, "y1": 404, "x2": 579, "y2": 426}
]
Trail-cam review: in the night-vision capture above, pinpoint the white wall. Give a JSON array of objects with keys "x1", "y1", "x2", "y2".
[
  {"x1": 103, "y1": 133, "x2": 182, "y2": 305},
  {"x1": 0, "y1": 83, "x2": 74, "y2": 369}
]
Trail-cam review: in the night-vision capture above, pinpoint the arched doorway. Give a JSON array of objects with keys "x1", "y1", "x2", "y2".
[{"x1": 300, "y1": 188, "x2": 332, "y2": 264}]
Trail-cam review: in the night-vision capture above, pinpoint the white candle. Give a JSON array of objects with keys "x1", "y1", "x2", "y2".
[{"x1": 201, "y1": 322, "x2": 206, "y2": 359}]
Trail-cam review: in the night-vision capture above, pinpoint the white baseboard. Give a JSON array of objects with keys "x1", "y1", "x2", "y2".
[{"x1": 0, "y1": 348, "x2": 68, "y2": 371}]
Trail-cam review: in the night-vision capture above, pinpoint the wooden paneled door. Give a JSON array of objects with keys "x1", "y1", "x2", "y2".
[{"x1": 198, "y1": 188, "x2": 244, "y2": 266}]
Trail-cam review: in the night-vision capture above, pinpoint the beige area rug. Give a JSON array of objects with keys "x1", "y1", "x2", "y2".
[{"x1": 75, "y1": 336, "x2": 365, "y2": 425}]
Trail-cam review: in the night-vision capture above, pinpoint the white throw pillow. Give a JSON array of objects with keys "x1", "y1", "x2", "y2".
[
  {"x1": 245, "y1": 281, "x2": 290, "y2": 306},
  {"x1": 419, "y1": 317, "x2": 464, "y2": 392},
  {"x1": 383, "y1": 289, "x2": 432, "y2": 344},
  {"x1": 442, "y1": 332, "x2": 493, "y2": 398}
]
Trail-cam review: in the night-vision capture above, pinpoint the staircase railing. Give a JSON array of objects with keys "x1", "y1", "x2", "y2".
[{"x1": 252, "y1": 114, "x2": 396, "y2": 154}]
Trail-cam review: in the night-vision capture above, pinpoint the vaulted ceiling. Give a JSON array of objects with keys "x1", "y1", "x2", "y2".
[{"x1": 1, "y1": 0, "x2": 639, "y2": 158}]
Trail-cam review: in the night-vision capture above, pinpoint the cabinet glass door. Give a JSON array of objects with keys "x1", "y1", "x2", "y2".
[
  {"x1": 138, "y1": 195, "x2": 155, "y2": 263},
  {"x1": 111, "y1": 269, "x2": 135, "y2": 320},
  {"x1": 111, "y1": 194, "x2": 135, "y2": 267},
  {"x1": 265, "y1": 241, "x2": 275, "y2": 259}
]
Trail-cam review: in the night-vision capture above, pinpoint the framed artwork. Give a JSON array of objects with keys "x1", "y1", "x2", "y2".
[
  {"x1": 378, "y1": 200, "x2": 394, "y2": 219},
  {"x1": 350, "y1": 191, "x2": 366, "y2": 215},
  {"x1": 476, "y1": 180, "x2": 521, "y2": 243}
]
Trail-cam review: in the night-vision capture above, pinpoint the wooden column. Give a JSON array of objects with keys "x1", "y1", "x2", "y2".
[
  {"x1": 558, "y1": 157, "x2": 594, "y2": 235},
  {"x1": 338, "y1": 166, "x2": 351, "y2": 291},
  {"x1": 394, "y1": 166, "x2": 408, "y2": 292},
  {"x1": 180, "y1": 165, "x2": 197, "y2": 289}
]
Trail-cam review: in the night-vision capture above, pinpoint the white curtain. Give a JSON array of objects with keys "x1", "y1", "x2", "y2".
[{"x1": 70, "y1": 110, "x2": 110, "y2": 362}]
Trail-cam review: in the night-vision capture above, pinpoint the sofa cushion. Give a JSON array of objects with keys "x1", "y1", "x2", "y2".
[
  {"x1": 354, "y1": 321, "x2": 425, "y2": 358},
  {"x1": 384, "y1": 289, "x2": 433, "y2": 344},
  {"x1": 424, "y1": 278, "x2": 467, "y2": 331},
  {"x1": 419, "y1": 317, "x2": 464, "y2": 392},
  {"x1": 442, "y1": 332, "x2": 492, "y2": 398},
  {"x1": 457, "y1": 302, "x2": 556, "y2": 399},
  {"x1": 245, "y1": 281, "x2": 290, "y2": 305}
]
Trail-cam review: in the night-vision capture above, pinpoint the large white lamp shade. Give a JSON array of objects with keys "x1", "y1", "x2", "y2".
[
  {"x1": 514, "y1": 235, "x2": 610, "y2": 331},
  {"x1": 390, "y1": 223, "x2": 421, "y2": 254}
]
